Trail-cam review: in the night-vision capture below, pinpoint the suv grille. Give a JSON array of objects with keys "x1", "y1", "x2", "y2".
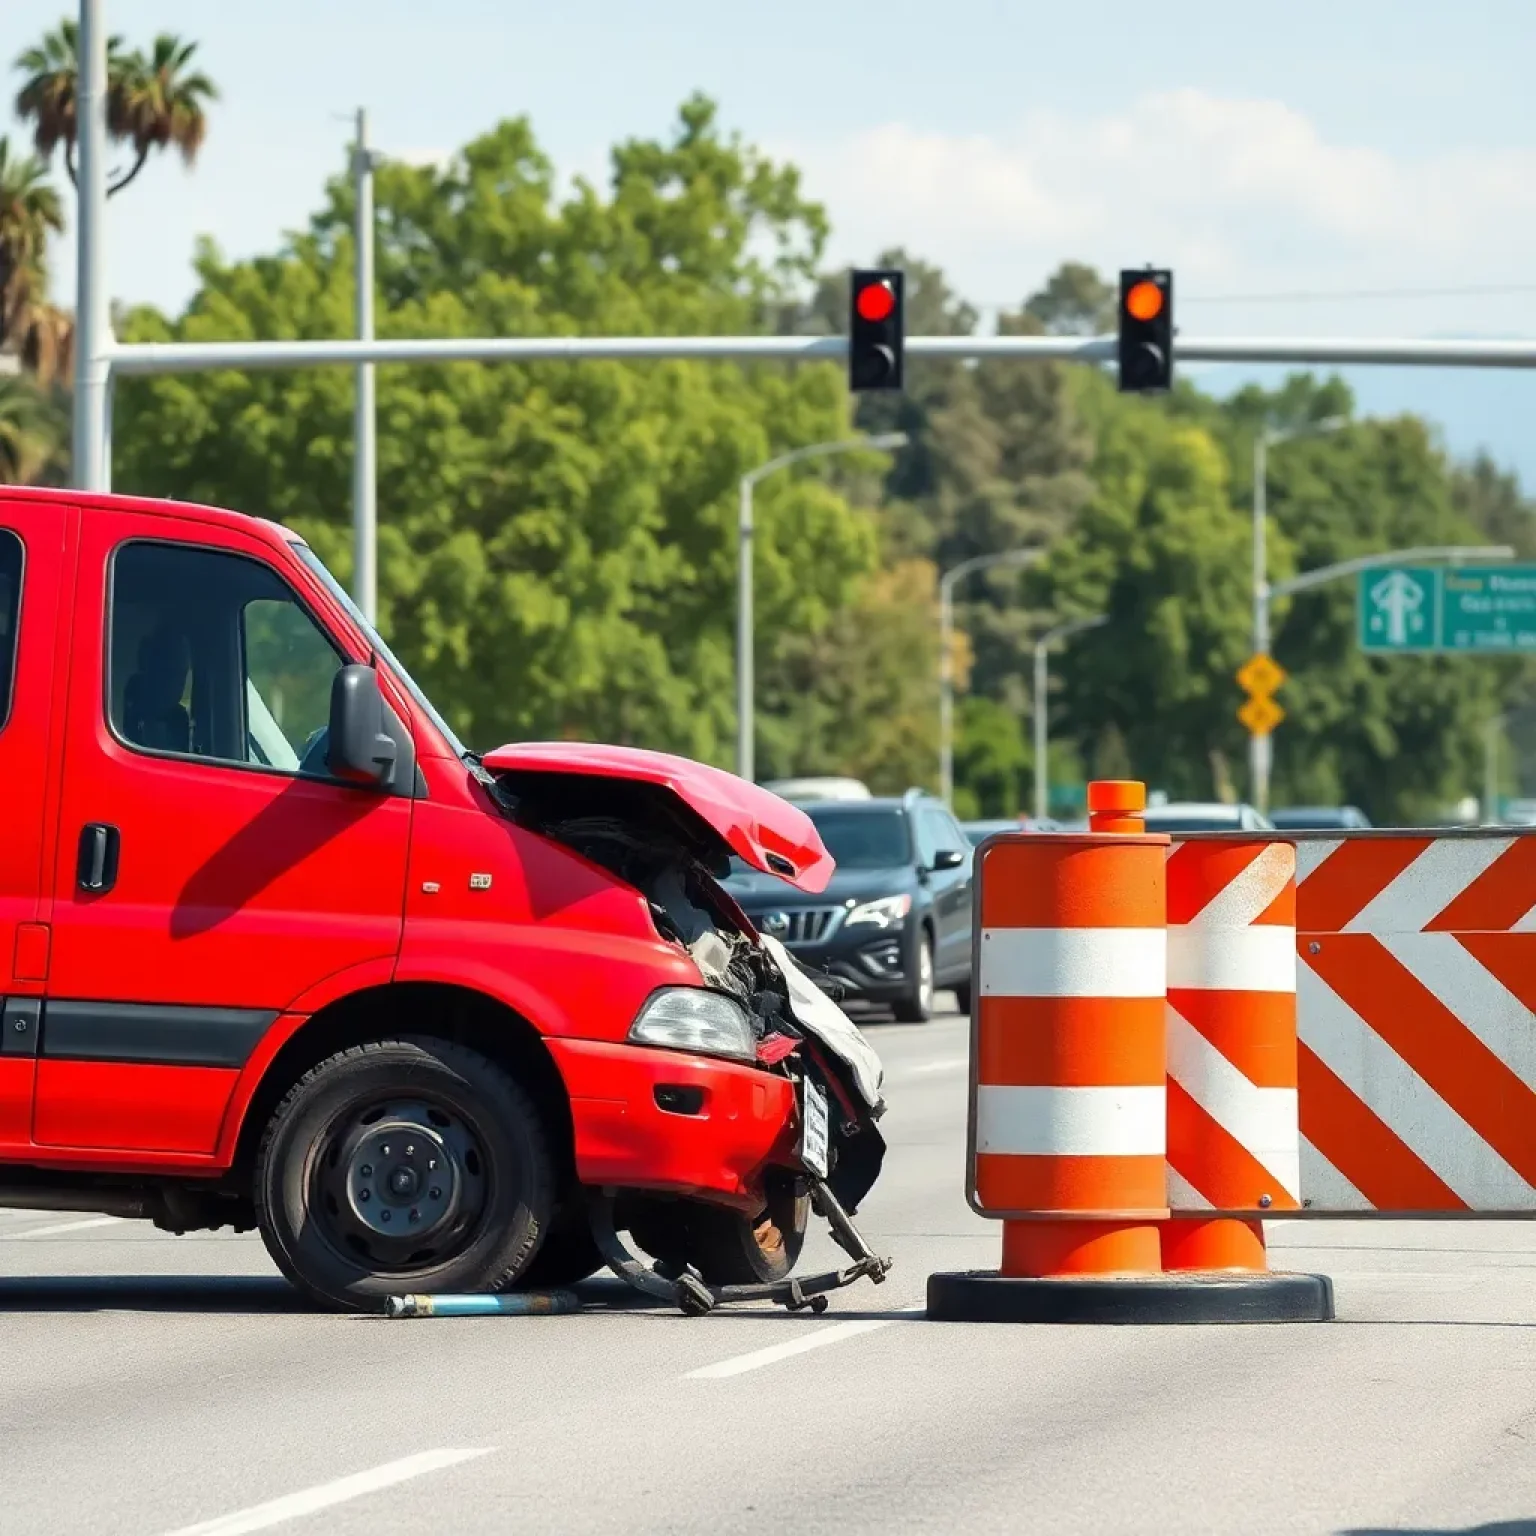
[{"x1": 755, "y1": 907, "x2": 843, "y2": 944}]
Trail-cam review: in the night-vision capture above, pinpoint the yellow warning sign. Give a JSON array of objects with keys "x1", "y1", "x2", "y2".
[
  {"x1": 1236, "y1": 654, "x2": 1287, "y2": 697},
  {"x1": 1238, "y1": 695, "x2": 1285, "y2": 736}
]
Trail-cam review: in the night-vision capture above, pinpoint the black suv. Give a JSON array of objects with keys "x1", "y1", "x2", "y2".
[{"x1": 721, "y1": 789, "x2": 974, "y2": 1021}]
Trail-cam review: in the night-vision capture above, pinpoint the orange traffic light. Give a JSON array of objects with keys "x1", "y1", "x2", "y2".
[{"x1": 1125, "y1": 280, "x2": 1164, "y2": 322}]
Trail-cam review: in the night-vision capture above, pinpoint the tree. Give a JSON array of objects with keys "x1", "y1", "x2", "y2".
[
  {"x1": 0, "y1": 135, "x2": 62, "y2": 352},
  {"x1": 112, "y1": 100, "x2": 888, "y2": 764},
  {"x1": 0, "y1": 372, "x2": 64, "y2": 484},
  {"x1": 1023, "y1": 260, "x2": 1115, "y2": 336},
  {"x1": 1039, "y1": 398, "x2": 1259, "y2": 799},
  {"x1": 13, "y1": 21, "x2": 216, "y2": 197}
]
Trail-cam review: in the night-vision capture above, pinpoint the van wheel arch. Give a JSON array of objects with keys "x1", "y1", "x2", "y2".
[{"x1": 234, "y1": 982, "x2": 578, "y2": 1205}]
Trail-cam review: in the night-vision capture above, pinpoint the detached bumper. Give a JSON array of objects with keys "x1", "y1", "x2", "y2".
[{"x1": 546, "y1": 1038, "x2": 796, "y2": 1215}]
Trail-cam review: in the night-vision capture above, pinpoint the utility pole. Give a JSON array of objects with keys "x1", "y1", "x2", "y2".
[
  {"x1": 352, "y1": 108, "x2": 378, "y2": 623},
  {"x1": 1033, "y1": 614, "x2": 1107, "y2": 821},
  {"x1": 70, "y1": 0, "x2": 110, "y2": 491}
]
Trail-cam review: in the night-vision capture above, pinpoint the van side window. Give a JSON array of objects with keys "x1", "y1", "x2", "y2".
[
  {"x1": 110, "y1": 541, "x2": 344, "y2": 776},
  {"x1": 0, "y1": 531, "x2": 21, "y2": 730}
]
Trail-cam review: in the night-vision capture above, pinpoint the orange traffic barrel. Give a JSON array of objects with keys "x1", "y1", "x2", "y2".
[
  {"x1": 1164, "y1": 837, "x2": 1303, "y2": 1272},
  {"x1": 928, "y1": 783, "x2": 1333, "y2": 1324}
]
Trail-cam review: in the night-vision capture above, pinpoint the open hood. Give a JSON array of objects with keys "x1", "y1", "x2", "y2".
[{"x1": 481, "y1": 742, "x2": 834, "y2": 895}]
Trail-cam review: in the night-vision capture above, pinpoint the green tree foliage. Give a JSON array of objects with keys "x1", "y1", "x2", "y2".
[{"x1": 113, "y1": 99, "x2": 884, "y2": 762}]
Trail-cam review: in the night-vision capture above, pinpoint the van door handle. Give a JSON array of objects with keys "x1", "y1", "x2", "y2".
[{"x1": 77, "y1": 823, "x2": 120, "y2": 893}]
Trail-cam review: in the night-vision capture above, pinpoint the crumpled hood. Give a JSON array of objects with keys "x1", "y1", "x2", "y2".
[{"x1": 481, "y1": 741, "x2": 834, "y2": 895}]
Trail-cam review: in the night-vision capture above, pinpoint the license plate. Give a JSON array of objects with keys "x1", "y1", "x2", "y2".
[{"x1": 800, "y1": 1073, "x2": 830, "y2": 1179}]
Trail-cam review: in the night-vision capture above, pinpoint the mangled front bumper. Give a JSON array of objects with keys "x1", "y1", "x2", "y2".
[{"x1": 551, "y1": 1037, "x2": 797, "y2": 1215}]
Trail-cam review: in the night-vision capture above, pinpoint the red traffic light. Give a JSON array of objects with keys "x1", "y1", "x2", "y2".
[{"x1": 855, "y1": 280, "x2": 896, "y2": 323}]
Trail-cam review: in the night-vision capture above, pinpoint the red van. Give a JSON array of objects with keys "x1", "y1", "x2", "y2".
[{"x1": 0, "y1": 486, "x2": 886, "y2": 1310}]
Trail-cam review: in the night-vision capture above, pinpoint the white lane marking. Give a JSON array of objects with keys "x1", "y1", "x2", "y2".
[
  {"x1": 686, "y1": 1310, "x2": 922, "y2": 1380},
  {"x1": 896, "y1": 1055, "x2": 967, "y2": 1077},
  {"x1": 156, "y1": 1448, "x2": 493, "y2": 1536},
  {"x1": 4, "y1": 1216, "x2": 123, "y2": 1238}
]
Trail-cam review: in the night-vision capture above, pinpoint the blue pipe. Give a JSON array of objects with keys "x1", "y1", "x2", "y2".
[{"x1": 384, "y1": 1290, "x2": 582, "y2": 1318}]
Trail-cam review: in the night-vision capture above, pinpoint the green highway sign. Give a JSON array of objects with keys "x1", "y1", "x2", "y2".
[{"x1": 1358, "y1": 566, "x2": 1536, "y2": 653}]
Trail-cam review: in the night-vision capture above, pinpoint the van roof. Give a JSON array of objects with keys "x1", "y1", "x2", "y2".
[{"x1": 0, "y1": 485, "x2": 301, "y2": 544}]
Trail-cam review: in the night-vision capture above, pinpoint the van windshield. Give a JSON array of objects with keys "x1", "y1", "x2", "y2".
[{"x1": 291, "y1": 542, "x2": 468, "y2": 759}]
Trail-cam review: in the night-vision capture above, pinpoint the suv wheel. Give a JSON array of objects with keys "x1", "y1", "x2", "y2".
[
  {"x1": 255, "y1": 1037, "x2": 554, "y2": 1312},
  {"x1": 894, "y1": 932, "x2": 935, "y2": 1023}
]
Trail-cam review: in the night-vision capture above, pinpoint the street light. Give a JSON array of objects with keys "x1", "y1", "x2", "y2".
[
  {"x1": 1250, "y1": 417, "x2": 1346, "y2": 812},
  {"x1": 735, "y1": 431, "x2": 906, "y2": 781},
  {"x1": 938, "y1": 548, "x2": 1042, "y2": 807},
  {"x1": 350, "y1": 108, "x2": 385, "y2": 623},
  {"x1": 1033, "y1": 613, "x2": 1108, "y2": 821}
]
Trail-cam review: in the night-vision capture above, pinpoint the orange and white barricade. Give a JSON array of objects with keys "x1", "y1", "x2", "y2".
[
  {"x1": 1163, "y1": 838, "x2": 1301, "y2": 1271},
  {"x1": 930, "y1": 782, "x2": 1331, "y2": 1323}
]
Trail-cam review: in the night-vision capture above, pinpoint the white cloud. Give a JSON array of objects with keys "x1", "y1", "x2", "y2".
[{"x1": 777, "y1": 91, "x2": 1536, "y2": 336}]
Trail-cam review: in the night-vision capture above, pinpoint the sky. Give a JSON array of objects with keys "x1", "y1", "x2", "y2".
[{"x1": 5, "y1": 0, "x2": 1536, "y2": 485}]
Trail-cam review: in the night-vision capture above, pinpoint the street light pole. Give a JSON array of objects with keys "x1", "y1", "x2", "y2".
[
  {"x1": 1033, "y1": 613, "x2": 1108, "y2": 821},
  {"x1": 1251, "y1": 417, "x2": 1345, "y2": 813},
  {"x1": 937, "y1": 548, "x2": 1041, "y2": 807},
  {"x1": 352, "y1": 108, "x2": 378, "y2": 623},
  {"x1": 735, "y1": 432, "x2": 906, "y2": 782},
  {"x1": 70, "y1": 0, "x2": 110, "y2": 491}
]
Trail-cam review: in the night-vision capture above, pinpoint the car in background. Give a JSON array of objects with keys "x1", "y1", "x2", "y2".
[
  {"x1": 762, "y1": 776, "x2": 871, "y2": 804},
  {"x1": 961, "y1": 815, "x2": 1058, "y2": 845},
  {"x1": 723, "y1": 788, "x2": 974, "y2": 1022},
  {"x1": 1141, "y1": 801, "x2": 1275, "y2": 832},
  {"x1": 1268, "y1": 805, "x2": 1372, "y2": 830}
]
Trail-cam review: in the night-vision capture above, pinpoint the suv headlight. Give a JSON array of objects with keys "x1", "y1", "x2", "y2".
[
  {"x1": 845, "y1": 893, "x2": 912, "y2": 928},
  {"x1": 629, "y1": 988, "x2": 756, "y2": 1063}
]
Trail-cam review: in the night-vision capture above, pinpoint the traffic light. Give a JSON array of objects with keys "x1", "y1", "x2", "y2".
[
  {"x1": 1117, "y1": 268, "x2": 1173, "y2": 393},
  {"x1": 848, "y1": 268, "x2": 905, "y2": 392}
]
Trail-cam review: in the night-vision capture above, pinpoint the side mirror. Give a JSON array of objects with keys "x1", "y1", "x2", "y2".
[
  {"x1": 932, "y1": 848, "x2": 966, "y2": 871},
  {"x1": 327, "y1": 663, "x2": 398, "y2": 787}
]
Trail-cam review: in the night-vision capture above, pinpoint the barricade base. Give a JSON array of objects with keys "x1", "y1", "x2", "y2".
[{"x1": 925, "y1": 1269, "x2": 1334, "y2": 1324}]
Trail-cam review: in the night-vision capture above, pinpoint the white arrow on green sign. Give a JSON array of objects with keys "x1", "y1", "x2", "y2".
[{"x1": 1358, "y1": 566, "x2": 1536, "y2": 653}]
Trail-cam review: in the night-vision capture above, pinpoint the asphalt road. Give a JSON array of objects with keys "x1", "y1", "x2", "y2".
[{"x1": 3, "y1": 1000, "x2": 1535, "y2": 1536}]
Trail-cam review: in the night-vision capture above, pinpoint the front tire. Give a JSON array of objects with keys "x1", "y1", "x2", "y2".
[
  {"x1": 629, "y1": 1178, "x2": 809, "y2": 1286},
  {"x1": 254, "y1": 1038, "x2": 554, "y2": 1312},
  {"x1": 893, "y1": 932, "x2": 935, "y2": 1023}
]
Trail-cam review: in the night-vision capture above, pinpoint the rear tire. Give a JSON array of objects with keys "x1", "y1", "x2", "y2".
[
  {"x1": 254, "y1": 1037, "x2": 554, "y2": 1312},
  {"x1": 893, "y1": 933, "x2": 935, "y2": 1023}
]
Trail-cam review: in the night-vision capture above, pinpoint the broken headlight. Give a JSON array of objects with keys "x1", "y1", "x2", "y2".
[{"x1": 629, "y1": 988, "x2": 756, "y2": 1063}]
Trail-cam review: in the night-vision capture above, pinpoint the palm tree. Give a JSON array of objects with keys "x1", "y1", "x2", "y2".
[
  {"x1": 114, "y1": 35, "x2": 218, "y2": 190},
  {"x1": 0, "y1": 372, "x2": 65, "y2": 485},
  {"x1": 0, "y1": 136, "x2": 63, "y2": 354},
  {"x1": 13, "y1": 22, "x2": 217, "y2": 197}
]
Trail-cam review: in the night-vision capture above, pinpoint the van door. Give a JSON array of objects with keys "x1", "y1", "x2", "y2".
[
  {"x1": 0, "y1": 498, "x2": 72, "y2": 1150},
  {"x1": 38, "y1": 512, "x2": 413, "y2": 1155}
]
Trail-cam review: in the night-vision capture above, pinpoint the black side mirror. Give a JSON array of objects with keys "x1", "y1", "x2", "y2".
[
  {"x1": 327, "y1": 664, "x2": 398, "y2": 787},
  {"x1": 933, "y1": 848, "x2": 966, "y2": 871}
]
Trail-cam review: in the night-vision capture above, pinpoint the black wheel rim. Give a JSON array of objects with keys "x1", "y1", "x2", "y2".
[{"x1": 308, "y1": 1095, "x2": 491, "y2": 1276}]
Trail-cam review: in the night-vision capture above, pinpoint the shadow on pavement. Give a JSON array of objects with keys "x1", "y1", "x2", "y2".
[
  {"x1": 0, "y1": 1275, "x2": 308, "y2": 1313},
  {"x1": 1341, "y1": 1524, "x2": 1536, "y2": 1535}
]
